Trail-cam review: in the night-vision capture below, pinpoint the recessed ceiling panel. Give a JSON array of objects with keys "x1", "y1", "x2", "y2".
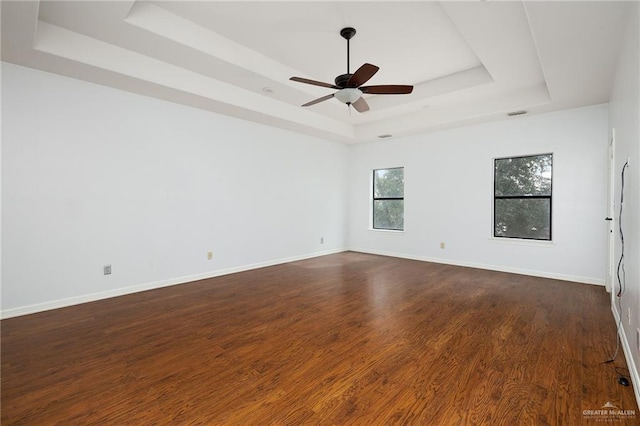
[{"x1": 154, "y1": 1, "x2": 482, "y2": 85}]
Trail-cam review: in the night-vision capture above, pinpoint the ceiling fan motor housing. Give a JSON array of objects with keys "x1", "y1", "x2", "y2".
[{"x1": 335, "y1": 73, "x2": 353, "y2": 88}]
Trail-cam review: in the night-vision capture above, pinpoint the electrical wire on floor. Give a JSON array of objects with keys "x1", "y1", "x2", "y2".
[
  {"x1": 603, "y1": 161, "x2": 629, "y2": 368},
  {"x1": 615, "y1": 366, "x2": 631, "y2": 386}
]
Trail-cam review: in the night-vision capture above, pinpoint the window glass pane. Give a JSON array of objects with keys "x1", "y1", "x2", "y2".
[
  {"x1": 495, "y1": 198, "x2": 551, "y2": 240},
  {"x1": 495, "y1": 154, "x2": 552, "y2": 196},
  {"x1": 373, "y1": 200, "x2": 404, "y2": 230},
  {"x1": 374, "y1": 168, "x2": 404, "y2": 198}
]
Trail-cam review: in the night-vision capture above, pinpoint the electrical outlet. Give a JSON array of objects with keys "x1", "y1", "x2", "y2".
[
  {"x1": 440, "y1": 242, "x2": 445, "y2": 249},
  {"x1": 320, "y1": 237, "x2": 324, "y2": 244},
  {"x1": 628, "y1": 307, "x2": 632, "y2": 326},
  {"x1": 207, "y1": 251, "x2": 213, "y2": 260},
  {"x1": 103, "y1": 265, "x2": 112, "y2": 275}
]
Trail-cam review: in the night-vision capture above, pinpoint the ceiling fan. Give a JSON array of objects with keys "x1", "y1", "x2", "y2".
[{"x1": 290, "y1": 27, "x2": 413, "y2": 113}]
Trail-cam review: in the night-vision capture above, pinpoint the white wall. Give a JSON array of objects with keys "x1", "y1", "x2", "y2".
[
  {"x1": 0, "y1": 59, "x2": 622, "y2": 320},
  {"x1": 348, "y1": 104, "x2": 609, "y2": 284},
  {"x1": 1, "y1": 63, "x2": 348, "y2": 317},
  {"x1": 609, "y1": 1, "x2": 640, "y2": 403}
]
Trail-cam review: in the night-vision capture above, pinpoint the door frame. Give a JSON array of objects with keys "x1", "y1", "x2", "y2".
[{"x1": 605, "y1": 129, "x2": 616, "y2": 295}]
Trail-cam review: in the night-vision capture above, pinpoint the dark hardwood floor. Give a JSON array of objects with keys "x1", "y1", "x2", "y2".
[{"x1": 2, "y1": 252, "x2": 638, "y2": 425}]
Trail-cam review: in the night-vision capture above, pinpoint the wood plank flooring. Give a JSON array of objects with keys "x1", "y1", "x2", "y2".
[{"x1": 2, "y1": 252, "x2": 638, "y2": 425}]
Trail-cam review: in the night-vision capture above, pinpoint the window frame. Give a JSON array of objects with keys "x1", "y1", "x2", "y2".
[
  {"x1": 493, "y1": 153, "x2": 553, "y2": 241},
  {"x1": 372, "y1": 167, "x2": 405, "y2": 231}
]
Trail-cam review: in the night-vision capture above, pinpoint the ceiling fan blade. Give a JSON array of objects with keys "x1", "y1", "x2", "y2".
[
  {"x1": 360, "y1": 85, "x2": 413, "y2": 94},
  {"x1": 302, "y1": 93, "x2": 335, "y2": 107},
  {"x1": 290, "y1": 77, "x2": 340, "y2": 89},
  {"x1": 352, "y1": 97, "x2": 370, "y2": 113},
  {"x1": 360, "y1": 85, "x2": 414, "y2": 95},
  {"x1": 347, "y1": 63, "x2": 379, "y2": 87}
]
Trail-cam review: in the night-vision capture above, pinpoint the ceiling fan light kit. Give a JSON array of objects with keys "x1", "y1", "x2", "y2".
[
  {"x1": 334, "y1": 88, "x2": 363, "y2": 104},
  {"x1": 290, "y1": 27, "x2": 413, "y2": 113}
]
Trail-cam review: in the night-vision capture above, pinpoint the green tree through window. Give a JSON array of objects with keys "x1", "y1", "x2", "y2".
[
  {"x1": 494, "y1": 154, "x2": 552, "y2": 240},
  {"x1": 373, "y1": 168, "x2": 404, "y2": 230}
]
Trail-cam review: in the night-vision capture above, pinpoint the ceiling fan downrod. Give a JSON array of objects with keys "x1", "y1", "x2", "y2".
[{"x1": 340, "y1": 27, "x2": 356, "y2": 75}]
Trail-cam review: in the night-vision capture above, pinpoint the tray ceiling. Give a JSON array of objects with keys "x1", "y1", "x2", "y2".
[{"x1": 1, "y1": 1, "x2": 632, "y2": 143}]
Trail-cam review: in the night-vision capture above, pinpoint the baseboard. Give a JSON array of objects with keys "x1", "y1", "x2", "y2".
[
  {"x1": 349, "y1": 247, "x2": 605, "y2": 286},
  {"x1": 1, "y1": 248, "x2": 346, "y2": 319},
  {"x1": 1, "y1": 248, "x2": 605, "y2": 319},
  {"x1": 612, "y1": 306, "x2": 640, "y2": 410}
]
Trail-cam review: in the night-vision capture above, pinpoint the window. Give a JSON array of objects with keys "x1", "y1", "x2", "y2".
[
  {"x1": 373, "y1": 167, "x2": 404, "y2": 231},
  {"x1": 494, "y1": 154, "x2": 552, "y2": 240}
]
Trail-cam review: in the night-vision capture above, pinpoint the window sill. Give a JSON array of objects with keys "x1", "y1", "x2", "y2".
[
  {"x1": 369, "y1": 228, "x2": 405, "y2": 235},
  {"x1": 489, "y1": 237, "x2": 555, "y2": 248}
]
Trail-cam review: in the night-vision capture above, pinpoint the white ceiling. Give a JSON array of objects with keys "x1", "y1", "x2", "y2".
[{"x1": 1, "y1": 1, "x2": 632, "y2": 143}]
